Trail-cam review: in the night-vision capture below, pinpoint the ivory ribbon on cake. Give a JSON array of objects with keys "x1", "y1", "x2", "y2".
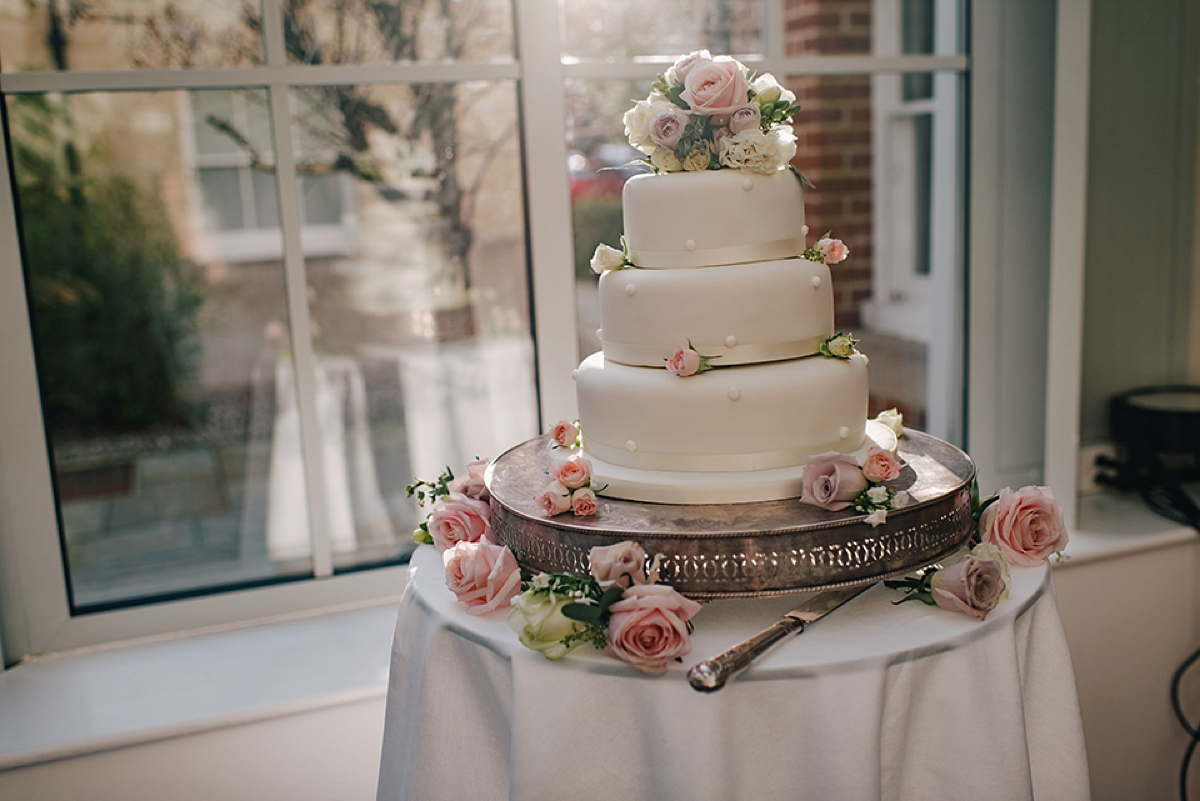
[
  {"x1": 582, "y1": 429, "x2": 867, "y2": 473},
  {"x1": 630, "y1": 237, "x2": 806, "y2": 269},
  {"x1": 600, "y1": 336, "x2": 827, "y2": 367}
]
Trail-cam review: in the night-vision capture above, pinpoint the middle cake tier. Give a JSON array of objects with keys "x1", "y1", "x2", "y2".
[
  {"x1": 575, "y1": 350, "x2": 870, "y2": 503},
  {"x1": 597, "y1": 257, "x2": 834, "y2": 368}
]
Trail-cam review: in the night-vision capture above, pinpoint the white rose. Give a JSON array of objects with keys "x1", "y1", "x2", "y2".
[
  {"x1": 624, "y1": 98, "x2": 678, "y2": 155},
  {"x1": 875, "y1": 407, "x2": 904, "y2": 437},
  {"x1": 590, "y1": 243, "x2": 626, "y2": 274},
  {"x1": 892, "y1": 490, "x2": 912, "y2": 509},
  {"x1": 825, "y1": 334, "x2": 856, "y2": 358},
  {"x1": 867, "y1": 485, "x2": 890, "y2": 504},
  {"x1": 751, "y1": 73, "x2": 796, "y2": 107}
]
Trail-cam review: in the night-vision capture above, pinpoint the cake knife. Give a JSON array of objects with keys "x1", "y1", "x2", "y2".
[{"x1": 687, "y1": 582, "x2": 875, "y2": 692}]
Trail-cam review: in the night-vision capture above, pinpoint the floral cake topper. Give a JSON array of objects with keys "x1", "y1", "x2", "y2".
[{"x1": 624, "y1": 50, "x2": 806, "y2": 177}]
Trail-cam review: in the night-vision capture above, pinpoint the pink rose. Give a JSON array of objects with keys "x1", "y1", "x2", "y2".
[
  {"x1": 728, "y1": 104, "x2": 761, "y2": 134},
  {"x1": 861, "y1": 446, "x2": 902, "y2": 483},
  {"x1": 427, "y1": 495, "x2": 492, "y2": 552},
  {"x1": 605, "y1": 584, "x2": 703, "y2": 675},
  {"x1": 535, "y1": 480, "x2": 572, "y2": 516},
  {"x1": 681, "y1": 58, "x2": 750, "y2": 116},
  {"x1": 448, "y1": 458, "x2": 490, "y2": 501},
  {"x1": 589, "y1": 540, "x2": 651, "y2": 588},
  {"x1": 550, "y1": 453, "x2": 593, "y2": 490},
  {"x1": 649, "y1": 108, "x2": 688, "y2": 149},
  {"x1": 800, "y1": 451, "x2": 869, "y2": 511},
  {"x1": 930, "y1": 553, "x2": 1007, "y2": 620},
  {"x1": 443, "y1": 540, "x2": 521, "y2": 615},
  {"x1": 549, "y1": 419, "x2": 578, "y2": 448},
  {"x1": 571, "y1": 487, "x2": 598, "y2": 517},
  {"x1": 666, "y1": 347, "x2": 702, "y2": 377},
  {"x1": 818, "y1": 237, "x2": 849, "y2": 264},
  {"x1": 980, "y1": 486, "x2": 1068, "y2": 567},
  {"x1": 667, "y1": 49, "x2": 713, "y2": 84}
]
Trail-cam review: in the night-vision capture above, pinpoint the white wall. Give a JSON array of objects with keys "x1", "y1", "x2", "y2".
[
  {"x1": 0, "y1": 696, "x2": 386, "y2": 801},
  {"x1": 1054, "y1": 541, "x2": 1200, "y2": 801}
]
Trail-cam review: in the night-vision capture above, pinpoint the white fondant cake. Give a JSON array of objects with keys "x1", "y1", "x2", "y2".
[
  {"x1": 623, "y1": 170, "x2": 806, "y2": 269},
  {"x1": 597, "y1": 257, "x2": 834, "y2": 368}
]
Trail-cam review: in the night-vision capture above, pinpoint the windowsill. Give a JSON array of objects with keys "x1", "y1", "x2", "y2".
[
  {"x1": 0, "y1": 491, "x2": 1189, "y2": 773},
  {"x1": 0, "y1": 599, "x2": 402, "y2": 771}
]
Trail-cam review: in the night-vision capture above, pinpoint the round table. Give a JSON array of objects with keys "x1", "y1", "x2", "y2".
[{"x1": 376, "y1": 546, "x2": 1091, "y2": 801}]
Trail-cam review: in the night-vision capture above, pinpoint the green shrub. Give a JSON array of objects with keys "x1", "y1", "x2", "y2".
[
  {"x1": 571, "y1": 197, "x2": 623, "y2": 280},
  {"x1": 12, "y1": 95, "x2": 205, "y2": 436}
]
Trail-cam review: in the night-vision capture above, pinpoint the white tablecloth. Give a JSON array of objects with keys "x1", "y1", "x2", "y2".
[{"x1": 377, "y1": 546, "x2": 1091, "y2": 801}]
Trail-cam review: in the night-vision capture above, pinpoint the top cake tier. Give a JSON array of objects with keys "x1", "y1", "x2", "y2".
[{"x1": 622, "y1": 169, "x2": 806, "y2": 270}]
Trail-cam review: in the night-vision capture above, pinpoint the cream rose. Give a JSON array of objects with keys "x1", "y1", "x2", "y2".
[
  {"x1": 443, "y1": 540, "x2": 521, "y2": 615},
  {"x1": 930, "y1": 549, "x2": 1008, "y2": 620},
  {"x1": 650, "y1": 146, "x2": 683, "y2": 173},
  {"x1": 550, "y1": 453, "x2": 593, "y2": 490},
  {"x1": 980, "y1": 485, "x2": 1069, "y2": 567},
  {"x1": 590, "y1": 243, "x2": 626, "y2": 274},
  {"x1": 861, "y1": 446, "x2": 902, "y2": 482},
  {"x1": 427, "y1": 495, "x2": 492, "y2": 552},
  {"x1": 823, "y1": 333, "x2": 856, "y2": 358},
  {"x1": 448, "y1": 458, "x2": 490, "y2": 502},
  {"x1": 681, "y1": 57, "x2": 750, "y2": 116},
  {"x1": 800, "y1": 451, "x2": 868, "y2": 511},
  {"x1": 605, "y1": 584, "x2": 703, "y2": 675},
  {"x1": 665, "y1": 347, "x2": 702, "y2": 376},
  {"x1": 681, "y1": 140, "x2": 712, "y2": 172},
  {"x1": 535, "y1": 480, "x2": 572, "y2": 516},
  {"x1": 508, "y1": 587, "x2": 588, "y2": 660}
]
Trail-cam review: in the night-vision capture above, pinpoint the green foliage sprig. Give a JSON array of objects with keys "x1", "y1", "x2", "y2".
[{"x1": 405, "y1": 466, "x2": 455, "y2": 544}]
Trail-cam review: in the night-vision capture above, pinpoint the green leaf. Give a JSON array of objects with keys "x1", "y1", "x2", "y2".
[
  {"x1": 788, "y1": 164, "x2": 816, "y2": 190},
  {"x1": 562, "y1": 602, "x2": 601, "y2": 624}
]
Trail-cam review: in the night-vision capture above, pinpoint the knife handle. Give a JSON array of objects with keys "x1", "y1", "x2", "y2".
[{"x1": 687, "y1": 617, "x2": 805, "y2": 692}]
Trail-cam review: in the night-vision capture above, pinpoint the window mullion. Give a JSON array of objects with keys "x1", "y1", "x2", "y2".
[
  {"x1": 515, "y1": 0, "x2": 577, "y2": 423},
  {"x1": 262, "y1": 0, "x2": 335, "y2": 576}
]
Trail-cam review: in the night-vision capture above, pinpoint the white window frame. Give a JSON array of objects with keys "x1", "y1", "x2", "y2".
[{"x1": 1, "y1": 0, "x2": 1063, "y2": 665}]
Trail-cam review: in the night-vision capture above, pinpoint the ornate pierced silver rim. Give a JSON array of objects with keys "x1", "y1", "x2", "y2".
[{"x1": 485, "y1": 429, "x2": 976, "y2": 598}]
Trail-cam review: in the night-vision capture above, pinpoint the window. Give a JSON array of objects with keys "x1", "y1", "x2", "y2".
[{"x1": 0, "y1": 0, "x2": 985, "y2": 663}]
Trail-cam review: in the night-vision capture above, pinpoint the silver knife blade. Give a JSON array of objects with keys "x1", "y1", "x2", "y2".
[{"x1": 687, "y1": 582, "x2": 875, "y2": 692}]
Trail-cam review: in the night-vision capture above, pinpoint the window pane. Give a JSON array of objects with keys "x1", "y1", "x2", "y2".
[
  {"x1": 8, "y1": 90, "x2": 308, "y2": 611},
  {"x1": 283, "y1": 0, "x2": 515, "y2": 65},
  {"x1": 560, "y1": 0, "x2": 760, "y2": 61},
  {"x1": 0, "y1": 1, "x2": 261, "y2": 73},
  {"x1": 287, "y1": 82, "x2": 537, "y2": 572}
]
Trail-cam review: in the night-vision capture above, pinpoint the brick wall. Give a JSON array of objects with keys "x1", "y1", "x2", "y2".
[{"x1": 784, "y1": 0, "x2": 873, "y2": 330}]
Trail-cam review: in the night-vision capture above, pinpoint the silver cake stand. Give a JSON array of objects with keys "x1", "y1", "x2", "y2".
[{"x1": 486, "y1": 430, "x2": 975, "y2": 599}]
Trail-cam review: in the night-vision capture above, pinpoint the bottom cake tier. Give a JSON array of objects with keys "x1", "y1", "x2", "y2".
[{"x1": 485, "y1": 429, "x2": 975, "y2": 598}]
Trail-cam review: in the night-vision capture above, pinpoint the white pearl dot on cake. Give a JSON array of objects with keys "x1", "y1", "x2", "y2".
[
  {"x1": 625, "y1": 284, "x2": 636, "y2": 296},
  {"x1": 725, "y1": 335, "x2": 738, "y2": 348},
  {"x1": 742, "y1": 178, "x2": 753, "y2": 190},
  {"x1": 728, "y1": 387, "x2": 741, "y2": 401},
  {"x1": 839, "y1": 426, "x2": 850, "y2": 439},
  {"x1": 802, "y1": 224, "x2": 810, "y2": 236},
  {"x1": 685, "y1": 239, "x2": 696, "y2": 251},
  {"x1": 596, "y1": 328, "x2": 603, "y2": 339},
  {"x1": 811, "y1": 275, "x2": 822, "y2": 288},
  {"x1": 571, "y1": 369, "x2": 578, "y2": 381},
  {"x1": 626, "y1": 440, "x2": 637, "y2": 452}
]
